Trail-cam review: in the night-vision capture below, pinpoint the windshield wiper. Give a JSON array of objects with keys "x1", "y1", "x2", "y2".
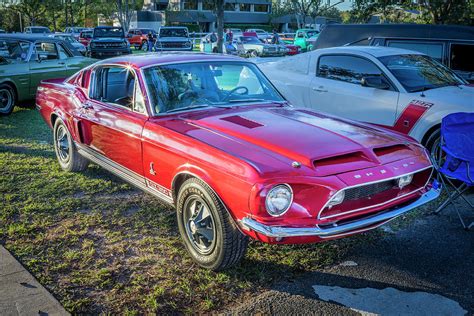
[
  {"x1": 227, "y1": 98, "x2": 265, "y2": 103},
  {"x1": 165, "y1": 104, "x2": 212, "y2": 114}
]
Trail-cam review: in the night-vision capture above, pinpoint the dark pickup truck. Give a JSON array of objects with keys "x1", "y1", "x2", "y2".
[{"x1": 87, "y1": 26, "x2": 131, "y2": 59}]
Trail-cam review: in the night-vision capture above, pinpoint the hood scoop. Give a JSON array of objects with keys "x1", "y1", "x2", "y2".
[{"x1": 220, "y1": 115, "x2": 264, "y2": 129}]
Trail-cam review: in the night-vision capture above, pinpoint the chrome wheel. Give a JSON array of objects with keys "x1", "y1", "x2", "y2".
[
  {"x1": 55, "y1": 125, "x2": 70, "y2": 162},
  {"x1": 249, "y1": 50, "x2": 258, "y2": 58},
  {"x1": 430, "y1": 136, "x2": 444, "y2": 169},
  {"x1": 183, "y1": 196, "x2": 216, "y2": 255},
  {"x1": 0, "y1": 88, "x2": 13, "y2": 111}
]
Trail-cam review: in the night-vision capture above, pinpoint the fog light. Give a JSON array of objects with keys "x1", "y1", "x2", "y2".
[
  {"x1": 328, "y1": 190, "x2": 345, "y2": 207},
  {"x1": 398, "y1": 174, "x2": 413, "y2": 189}
]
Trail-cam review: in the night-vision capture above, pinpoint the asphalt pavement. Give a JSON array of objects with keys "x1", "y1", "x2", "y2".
[
  {"x1": 0, "y1": 246, "x2": 69, "y2": 316},
  {"x1": 230, "y1": 199, "x2": 474, "y2": 315}
]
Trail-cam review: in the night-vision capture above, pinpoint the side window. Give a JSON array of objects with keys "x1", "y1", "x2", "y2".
[
  {"x1": 297, "y1": 32, "x2": 304, "y2": 38},
  {"x1": 57, "y1": 44, "x2": 72, "y2": 59},
  {"x1": 91, "y1": 66, "x2": 141, "y2": 111},
  {"x1": 133, "y1": 84, "x2": 146, "y2": 114},
  {"x1": 317, "y1": 55, "x2": 385, "y2": 86},
  {"x1": 35, "y1": 42, "x2": 58, "y2": 60},
  {"x1": 387, "y1": 40, "x2": 443, "y2": 62},
  {"x1": 450, "y1": 43, "x2": 474, "y2": 72}
]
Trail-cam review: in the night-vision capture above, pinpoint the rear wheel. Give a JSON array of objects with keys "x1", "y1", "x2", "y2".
[
  {"x1": 0, "y1": 84, "x2": 16, "y2": 116},
  {"x1": 53, "y1": 118, "x2": 89, "y2": 172},
  {"x1": 248, "y1": 50, "x2": 258, "y2": 58},
  {"x1": 176, "y1": 178, "x2": 248, "y2": 270}
]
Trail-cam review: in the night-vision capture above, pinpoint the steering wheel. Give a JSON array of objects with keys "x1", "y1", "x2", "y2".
[
  {"x1": 178, "y1": 90, "x2": 198, "y2": 101},
  {"x1": 222, "y1": 86, "x2": 249, "y2": 101}
]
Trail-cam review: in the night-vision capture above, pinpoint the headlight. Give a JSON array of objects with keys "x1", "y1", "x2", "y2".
[
  {"x1": 265, "y1": 184, "x2": 293, "y2": 216},
  {"x1": 328, "y1": 190, "x2": 345, "y2": 208},
  {"x1": 398, "y1": 174, "x2": 413, "y2": 189}
]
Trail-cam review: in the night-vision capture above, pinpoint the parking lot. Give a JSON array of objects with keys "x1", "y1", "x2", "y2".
[
  {"x1": 1, "y1": 1, "x2": 474, "y2": 313},
  {"x1": 1, "y1": 107, "x2": 473, "y2": 314}
]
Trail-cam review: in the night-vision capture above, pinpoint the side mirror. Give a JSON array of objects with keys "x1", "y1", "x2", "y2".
[{"x1": 361, "y1": 76, "x2": 390, "y2": 90}]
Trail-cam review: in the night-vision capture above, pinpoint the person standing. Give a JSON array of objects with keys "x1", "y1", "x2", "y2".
[
  {"x1": 271, "y1": 29, "x2": 280, "y2": 44},
  {"x1": 147, "y1": 31, "x2": 154, "y2": 52}
]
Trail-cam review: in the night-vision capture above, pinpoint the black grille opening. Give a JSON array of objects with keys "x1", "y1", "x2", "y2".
[{"x1": 344, "y1": 179, "x2": 398, "y2": 201}]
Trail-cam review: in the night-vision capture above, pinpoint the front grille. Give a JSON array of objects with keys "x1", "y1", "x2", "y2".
[
  {"x1": 159, "y1": 42, "x2": 186, "y2": 48},
  {"x1": 344, "y1": 179, "x2": 398, "y2": 201},
  {"x1": 95, "y1": 42, "x2": 123, "y2": 48}
]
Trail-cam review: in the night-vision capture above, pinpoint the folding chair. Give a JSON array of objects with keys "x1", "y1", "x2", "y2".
[{"x1": 434, "y1": 112, "x2": 474, "y2": 230}]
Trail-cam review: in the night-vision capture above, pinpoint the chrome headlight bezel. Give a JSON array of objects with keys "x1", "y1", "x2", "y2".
[
  {"x1": 328, "y1": 190, "x2": 345, "y2": 208},
  {"x1": 265, "y1": 184, "x2": 293, "y2": 217}
]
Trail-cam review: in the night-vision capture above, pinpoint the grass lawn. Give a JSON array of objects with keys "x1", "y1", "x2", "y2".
[{"x1": 1, "y1": 107, "x2": 380, "y2": 313}]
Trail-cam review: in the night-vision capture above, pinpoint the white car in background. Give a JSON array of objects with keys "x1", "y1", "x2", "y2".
[
  {"x1": 258, "y1": 46, "x2": 474, "y2": 159},
  {"x1": 246, "y1": 28, "x2": 271, "y2": 40}
]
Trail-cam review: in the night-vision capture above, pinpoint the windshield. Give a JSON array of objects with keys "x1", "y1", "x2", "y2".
[
  {"x1": 143, "y1": 61, "x2": 284, "y2": 114},
  {"x1": 306, "y1": 31, "x2": 319, "y2": 37},
  {"x1": 240, "y1": 36, "x2": 260, "y2": 44},
  {"x1": 379, "y1": 54, "x2": 465, "y2": 92},
  {"x1": 94, "y1": 27, "x2": 124, "y2": 38},
  {"x1": 0, "y1": 40, "x2": 30, "y2": 62},
  {"x1": 57, "y1": 35, "x2": 78, "y2": 44},
  {"x1": 159, "y1": 28, "x2": 188, "y2": 38},
  {"x1": 31, "y1": 27, "x2": 51, "y2": 34}
]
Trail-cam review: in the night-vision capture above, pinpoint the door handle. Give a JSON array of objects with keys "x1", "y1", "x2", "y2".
[
  {"x1": 312, "y1": 86, "x2": 328, "y2": 93},
  {"x1": 82, "y1": 101, "x2": 94, "y2": 110},
  {"x1": 58, "y1": 61, "x2": 66, "y2": 65}
]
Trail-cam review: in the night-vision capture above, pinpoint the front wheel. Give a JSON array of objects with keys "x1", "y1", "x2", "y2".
[
  {"x1": 53, "y1": 118, "x2": 89, "y2": 172},
  {"x1": 424, "y1": 128, "x2": 442, "y2": 168},
  {"x1": 176, "y1": 178, "x2": 248, "y2": 270}
]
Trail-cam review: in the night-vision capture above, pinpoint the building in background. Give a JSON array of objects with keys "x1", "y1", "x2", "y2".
[{"x1": 166, "y1": 0, "x2": 273, "y2": 31}]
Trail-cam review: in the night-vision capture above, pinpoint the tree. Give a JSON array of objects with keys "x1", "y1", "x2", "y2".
[
  {"x1": 215, "y1": 0, "x2": 224, "y2": 53},
  {"x1": 408, "y1": 0, "x2": 471, "y2": 24},
  {"x1": 291, "y1": 0, "x2": 323, "y2": 28},
  {"x1": 115, "y1": 0, "x2": 140, "y2": 31}
]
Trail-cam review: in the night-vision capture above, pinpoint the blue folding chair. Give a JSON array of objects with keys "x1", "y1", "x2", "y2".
[{"x1": 434, "y1": 113, "x2": 474, "y2": 230}]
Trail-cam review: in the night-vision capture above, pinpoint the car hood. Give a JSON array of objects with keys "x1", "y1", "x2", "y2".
[
  {"x1": 91, "y1": 37, "x2": 125, "y2": 42},
  {"x1": 412, "y1": 85, "x2": 474, "y2": 108},
  {"x1": 168, "y1": 105, "x2": 423, "y2": 177},
  {"x1": 158, "y1": 37, "x2": 190, "y2": 42}
]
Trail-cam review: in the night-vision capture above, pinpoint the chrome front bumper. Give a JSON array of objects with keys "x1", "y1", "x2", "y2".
[{"x1": 240, "y1": 187, "x2": 440, "y2": 239}]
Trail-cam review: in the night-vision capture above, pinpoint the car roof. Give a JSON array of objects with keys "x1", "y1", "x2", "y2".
[
  {"x1": 0, "y1": 34, "x2": 61, "y2": 42},
  {"x1": 315, "y1": 24, "x2": 474, "y2": 49},
  {"x1": 315, "y1": 46, "x2": 425, "y2": 57},
  {"x1": 93, "y1": 52, "x2": 246, "y2": 69},
  {"x1": 160, "y1": 26, "x2": 188, "y2": 29}
]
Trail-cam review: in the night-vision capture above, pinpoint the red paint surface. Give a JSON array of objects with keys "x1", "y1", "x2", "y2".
[
  {"x1": 393, "y1": 102, "x2": 432, "y2": 134},
  {"x1": 36, "y1": 54, "x2": 433, "y2": 245}
]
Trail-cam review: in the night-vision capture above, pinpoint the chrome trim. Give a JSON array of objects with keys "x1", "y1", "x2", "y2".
[
  {"x1": 265, "y1": 183, "x2": 294, "y2": 217},
  {"x1": 240, "y1": 186, "x2": 440, "y2": 239},
  {"x1": 317, "y1": 165, "x2": 433, "y2": 220},
  {"x1": 76, "y1": 143, "x2": 173, "y2": 204}
]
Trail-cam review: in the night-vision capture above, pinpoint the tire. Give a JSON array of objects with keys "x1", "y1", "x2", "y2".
[
  {"x1": 248, "y1": 50, "x2": 258, "y2": 58},
  {"x1": 0, "y1": 84, "x2": 16, "y2": 116},
  {"x1": 176, "y1": 178, "x2": 248, "y2": 270},
  {"x1": 424, "y1": 128, "x2": 441, "y2": 168},
  {"x1": 212, "y1": 47, "x2": 218, "y2": 53},
  {"x1": 53, "y1": 118, "x2": 89, "y2": 172}
]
